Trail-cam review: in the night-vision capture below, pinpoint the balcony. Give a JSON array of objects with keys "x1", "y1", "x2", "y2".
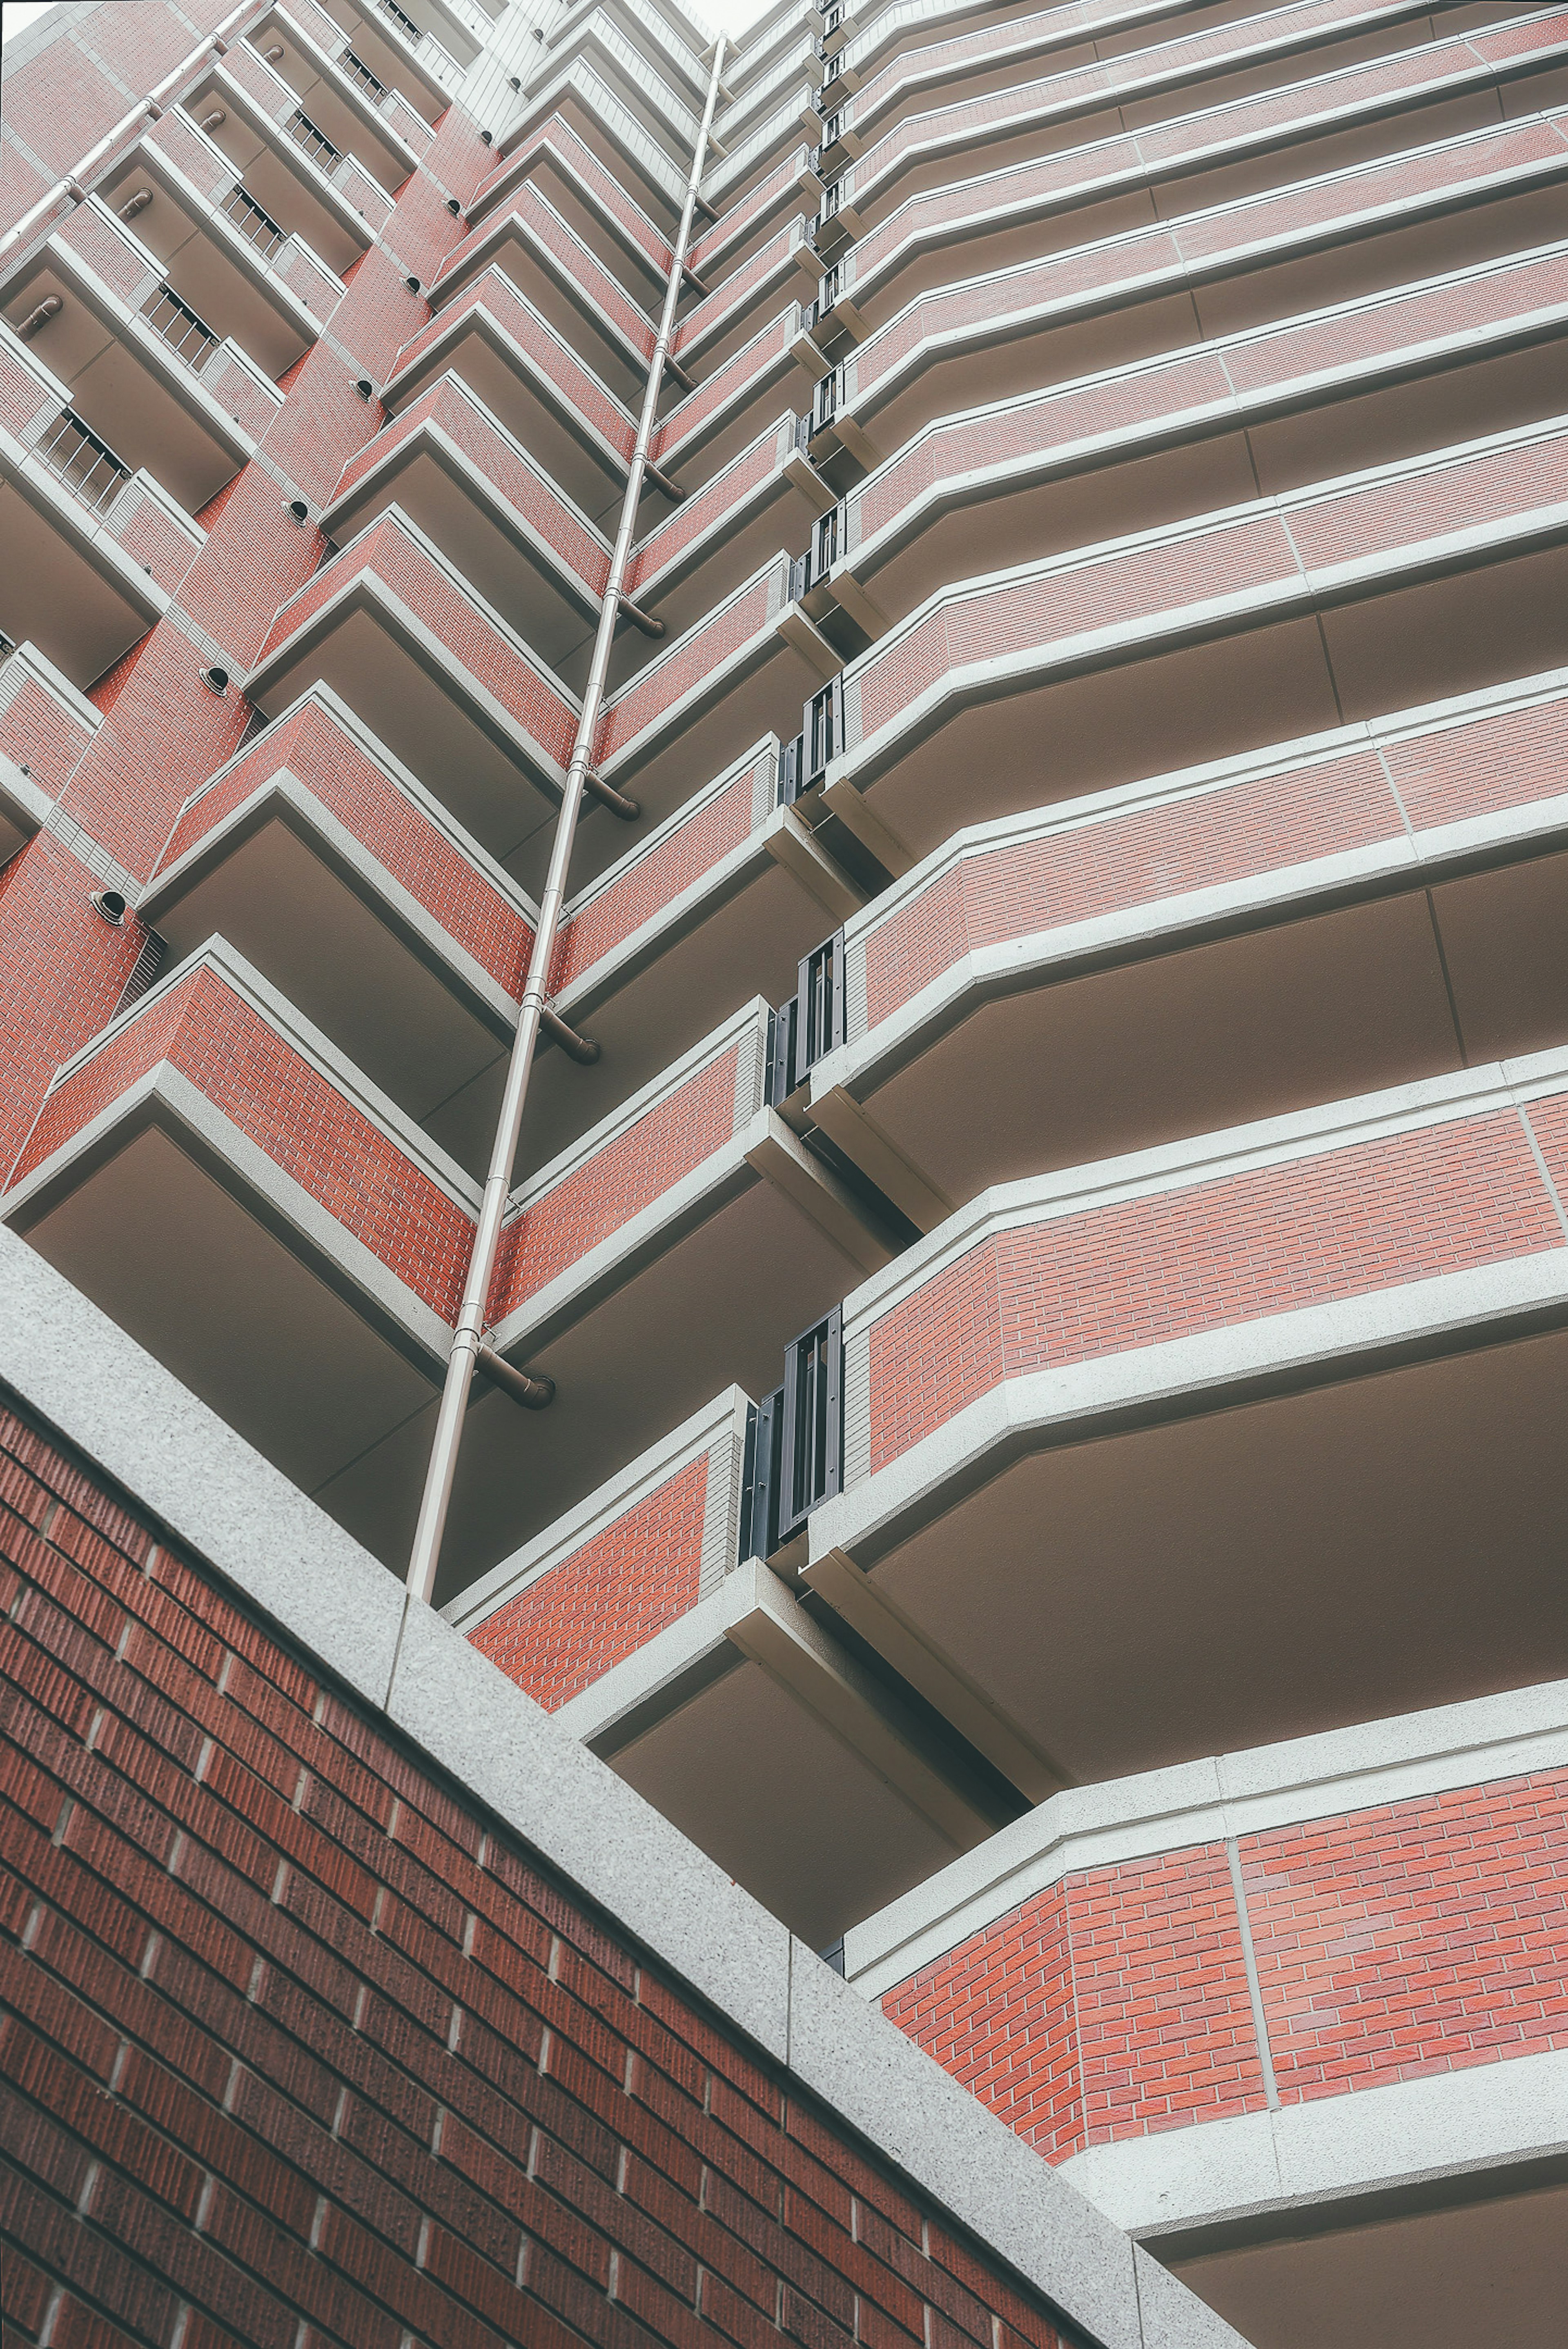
[
  {"x1": 85, "y1": 113, "x2": 334, "y2": 379},
  {"x1": 428, "y1": 190, "x2": 657, "y2": 409},
  {"x1": 447, "y1": 1390, "x2": 1012, "y2": 1949},
  {"x1": 140, "y1": 685, "x2": 538, "y2": 1173},
  {"x1": 0, "y1": 639, "x2": 102, "y2": 801},
  {"x1": 523, "y1": 732, "x2": 863, "y2": 1178},
  {"x1": 651, "y1": 300, "x2": 827, "y2": 484},
  {"x1": 807, "y1": 417, "x2": 1568, "y2": 867},
  {"x1": 816, "y1": 23, "x2": 1568, "y2": 358},
  {"x1": 583, "y1": 553, "x2": 843, "y2": 868},
  {"x1": 704, "y1": 87, "x2": 831, "y2": 216},
  {"x1": 241, "y1": 3, "x2": 425, "y2": 192},
  {"x1": 536, "y1": 0, "x2": 710, "y2": 110},
  {"x1": 712, "y1": 35, "x2": 822, "y2": 165},
  {"x1": 244, "y1": 510, "x2": 581, "y2": 889},
  {"x1": 318, "y1": 995, "x2": 899, "y2": 1587},
  {"x1": 815, "y1": 241, "x2": 1568, "y2": 637},
  {"x1": 849, "y1": 1680, "x2": 1568, "y2": 2273},
  {"x1": 310, "y1": 0, "x2": 464, "y2": 121},
  {"x1": 793, "y1": 667, "x2": 1568, "y2": 1225},
  {"x1": 0, "y1": 408, "x2": 172, "y2": 691},
  {"x1": 319, "y1": 374, "x2": 608, "y2": 678},
  {"x1": 385, "y1": 266, "x2": 636, "y2": 522},
  {"x1": 2, "y1": 941, "x2": 472, "y2": 1521},
  {"x1": 516, "y1": 7, "x2": 704, "y2": 169},
  {"x1": 800, "y1": 1050, "x2": 1568, "y2": 1802},
  {"x1": 811, "y1": 109, "x2": 1568, "y2": 469},
  {"x1": 1, "y1": 206, "x2": 270, "y2": 513},
  {"x1": 687, "y1": 142, "x2": 823, "y2": 283},
  {"x1": 495, "y1": 57, "x2": 688, "y2": 232},
  {"x1": 627, "y1": 407, "x2": 835, "y2": 642},
  {"x1": 180, "y1": 54, "x2": 385, "y2": 268},
  {"x1": 465, "y1": 116, "x2": 673, "y2": 303}
]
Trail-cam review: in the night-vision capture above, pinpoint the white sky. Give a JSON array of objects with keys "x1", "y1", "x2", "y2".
[{"x1": 2, "y1": 0, "x2": 57, "y2": 45}]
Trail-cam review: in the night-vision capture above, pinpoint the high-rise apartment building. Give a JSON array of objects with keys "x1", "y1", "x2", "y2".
[{"x1": 1, "y1": 0, "x2": 1566, "y2": 2340}]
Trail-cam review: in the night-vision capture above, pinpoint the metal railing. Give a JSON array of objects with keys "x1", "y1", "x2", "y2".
[
  {"x1": 739, "y1": 1308, "x2": 844, "y2": 1560},
  {"x1": 141, "y1": 283, "x2": 219, "y2": 370},
  {"x1": 36, "y1": 408, "x2": 132, "y2": 517},
  {"x1": 286, "y1": 107, "x2": 341, "y2": 171},
  {"x1": 220, "y1": 181, "x2": 286, "y2": 261},
  {"x1": 341, "y1": 49, "x2": 388, "y2": 99},
  {"x1": 372, "y1": 0, "x2": 421, "y2": 40}
]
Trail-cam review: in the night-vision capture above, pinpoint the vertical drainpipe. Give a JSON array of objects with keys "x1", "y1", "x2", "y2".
[{"x1": 405, "y1": 37, "x2": 730, "y2": 1607}]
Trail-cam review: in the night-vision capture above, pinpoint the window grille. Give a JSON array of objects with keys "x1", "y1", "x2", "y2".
[
  {"x1": 141, "y1": 283, "x2": 218, "y2": 370},
  {"x1": 36, "y1": 408, "x2": 132, "y2": 517}
]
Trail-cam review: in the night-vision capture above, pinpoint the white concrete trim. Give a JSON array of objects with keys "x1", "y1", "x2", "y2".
[
  {"x1": 0, "y1": 1230, "x2": 1241, "y2": 2346},
  {"x1": 845, "y1": 1677, "x2": 1568, "y2": 1999},
  {"x1": 442, "y1": 1384, "x2": 752, "y2": 1630},
  {"x1": 1063, "y1": 2045, "x2": 1568, "y2": 2242},
  {"x1": 0, "y1": 755, "x2": 53, "y2": 842}
]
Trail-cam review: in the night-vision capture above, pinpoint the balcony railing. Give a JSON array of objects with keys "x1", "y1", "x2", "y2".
[
  {"x1": 342, "y1": 48, "x2": 389, "y2": 100},
  {"x1": 141, "y1": 283, "x2": 220, "y2": 372},
  {"x1": 34, "y1": 408, "x2": 132, "y2": 518},
  {"x1": 220, "y1": 181, "x2": 287, "y2": 263},
  {"x1": 286, "y1": 107, "x2": 342, "y2": 172}
]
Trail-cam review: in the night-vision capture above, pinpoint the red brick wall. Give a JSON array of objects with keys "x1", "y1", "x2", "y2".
[
  {"x1": 0, "y1": 1395, "x2": 1087, "y2": 2349},
  {"x1": 468, "y1": 1455, "x2": 710, "y2": 1712},
  {"x1": 882, "y1": 1776, "x2": 1568, "y2": 2164}
]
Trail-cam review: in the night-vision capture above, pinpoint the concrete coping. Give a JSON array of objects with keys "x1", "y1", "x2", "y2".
[
  {"x1": 844, "y1": 1674, "x2": 1568, "y2": 1999},
  {"x1": 0, "y1": 1226, "x2": 1247, "y2": 2349}
]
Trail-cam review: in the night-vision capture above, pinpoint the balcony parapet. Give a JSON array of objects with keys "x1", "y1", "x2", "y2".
[
  {"x1": 818, "y1": 111, "x2": 1568, "y2": 461},
  {"x1": 468, "y1": 116, "x2": 673, "y2": 281},
  {"x1": 851, "y1": 1678, "x2": 1568, "y2": 2223},
  {"x1": 704, "y1": 88, "x2": 829, "y2": 211},
  {"x1": 688, "y1": 143, "x2": 822, "y2": 281},
  {"x1": 246, "y1": 507, "x2": 579, "y2": 856},
  {"x1": 802, "y1": 668, "x2": 1568, "y2": 1214},
  {"x1": 0, "y1": 419, "x2": 174, "y2": 688},
  {"x1": 824, "y1": 241, "x2": 1568, "y2": 618},
  {"x1": 3, "y1": 938, "x2": 476, "y2": 1354},
  {"x1": 447, "y1": 1385, "x2": 752, "y2": 1710},
  {"x1": 428, "y1": 188, "x2": 658, "y2": 399},
  {"x1": 824, "y1": 22, "x2": 1568, "y2": 334},
  {"x1": 322, "y1": 371, "x2": 612, "y2": 635},
  {"x1": 386, "y1": 265, "x2": 637, "y2": 513},
  {"x1": 497, "y1": 59, "x2": 688, "y2": 221},
  {"x1": 311, "y1": 0, "x2": 461, "y2": 118},
  {"x1": 629, "y1": 408, "x2": 829, "y2": 623},
  {"x1": 714, "y1": 35, "x2": 822, "y2": 157},
  {"x1": 818, "y1": 417, "x2": 1568, "y2": 845},
  {"x1": 0, "y1": 640, "x2": 101, "y2": 802}
]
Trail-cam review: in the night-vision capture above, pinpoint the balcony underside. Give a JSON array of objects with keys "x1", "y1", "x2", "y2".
[
  {"x1": 833, "y1": 842, "x2": 1568, "y2": 1211},
  {"x1": 844, "y1": 536, "x2": 1568, "y2": 865},
  {"x1": 831, "y1": 1308, "x2": 1568, "y2": 1793}
]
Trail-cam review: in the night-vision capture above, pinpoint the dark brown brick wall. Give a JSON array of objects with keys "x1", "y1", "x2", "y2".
[{"x1": 0, "y1": 1394, "x2": 1086, "y2": 2349}]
